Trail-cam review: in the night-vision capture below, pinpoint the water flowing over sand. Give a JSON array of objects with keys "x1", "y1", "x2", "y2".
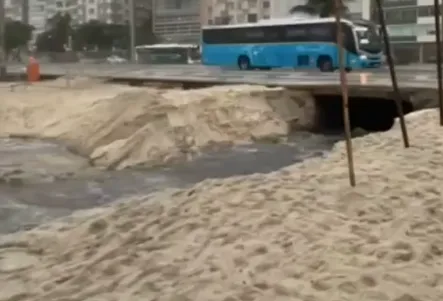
[
  {"x1": 0, "y1": 80, "x2": 316, "y2": 169},
  {"x1": 0, "y1": 109, "x2": 441, "y2": 301}
]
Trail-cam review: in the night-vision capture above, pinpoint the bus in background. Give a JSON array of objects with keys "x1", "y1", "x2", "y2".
[
  {"x1": 135, "y1": 44, "x2": 201, "y2": 64},
  {"x1": 201, "y1": 17, "x2": 383, "y2": 71}
]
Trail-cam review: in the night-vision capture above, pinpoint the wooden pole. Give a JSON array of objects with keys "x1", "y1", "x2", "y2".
[
  {"x1": 433, "y1": 0, "x2": 443, "y2": 125},
  {"x1": 0, "y1": 0, "x2": 6, "y2": 79},
  {"x1": 129, "y1": 0, "x2": 136, "y2": 62},
  {"x1": 375, "y1": 0, "x2": 409, "y2": 147},
  {"x1": 335, "y1": 0, "x2": 356, "y2": 186}
]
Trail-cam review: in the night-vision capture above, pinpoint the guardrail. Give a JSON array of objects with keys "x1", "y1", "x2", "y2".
[{"x1": 1, "y1": 63, "x2": 439, "y2": 97}]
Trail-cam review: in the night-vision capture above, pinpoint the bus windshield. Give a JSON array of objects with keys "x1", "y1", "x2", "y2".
[{"x1": 355, "y1": 25, "x2": 382, "y2": 53}]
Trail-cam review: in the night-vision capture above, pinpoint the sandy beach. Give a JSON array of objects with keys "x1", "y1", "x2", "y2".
[
  {"x1": 0, "y1": 79, "x2": 334, "y2": 236},
  {"x1": 0, "y1": 94, "x2": 440, "y2": 301},
  {"x1": 0, "y1": 79, "x2": 316, "y2": 170}
]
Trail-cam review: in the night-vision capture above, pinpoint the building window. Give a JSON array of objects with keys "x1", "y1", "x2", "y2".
[
  {"x1": 263, "y1": 1, "x2": 270, "y2": 9},
  {"x1": 262, "y1": 14, "x2": 270, "y2": 19},
  {"x1": 237, "y1": 14, "x2": 245, "y2": 23},
  {"x1": 248, "y1": 0, "x2": 257, "y2": 8},
  {"x1": 418, "y1": 5, "x2": 434, "y2": 17},
  {"x1": 385, "y1": 7, "x2": 417, "y2": 24},
  {"x1": 88, "y1": 8, "x2": 95, "y2": 14},
  {"x1": 174, "y1": 0, "x2": 182, "y2": 9},
  {"x1": 247, "y1": 13, "x2": 257, "y2": 22},
  {"x1": 387, "y1": 24, "x2": 415, "y2": 36},
  {"x1": 221, "y1": 16, "x2": 231, "y2": 24},
  {"x1": 416, "y1": 24, "x2": 435, "y2": 36},
  {"x1": 383, "y1": 0, "x2": 416, "y2": 8}
]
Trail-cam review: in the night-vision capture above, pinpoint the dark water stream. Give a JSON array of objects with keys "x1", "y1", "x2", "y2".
[{"x1": 0, "y1": 133, "x2": 342, "y2": 234}]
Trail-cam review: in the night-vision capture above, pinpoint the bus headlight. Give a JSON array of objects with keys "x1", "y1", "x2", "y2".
[{"x1": 359, "y1": 55, "x2": 367, "y2": 60}]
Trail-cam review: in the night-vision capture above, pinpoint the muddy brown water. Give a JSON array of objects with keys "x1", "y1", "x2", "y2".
[{"x1": 0, "y1": 133, "x2": 342, "y2": 234}]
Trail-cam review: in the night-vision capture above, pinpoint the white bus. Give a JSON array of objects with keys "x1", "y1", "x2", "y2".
[{"x1": 135, "y1": 43, "x2": 201, "y2": 64}]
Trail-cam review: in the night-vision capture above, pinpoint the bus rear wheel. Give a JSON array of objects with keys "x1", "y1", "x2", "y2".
[
  {"x1": 317, "y1": 56, "x2": 333, "y2": 72},
  {"x1": 238, "y1": 56, "x2": 251, "y2": 70}
]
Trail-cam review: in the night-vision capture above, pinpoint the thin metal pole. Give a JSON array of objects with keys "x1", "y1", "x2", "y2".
[
  {"x1": 335, "y1": 0, "x2": 356, "y2": 186},
  {"x1": 0, "y1": 0, "x2": 6, "y2": 78},
  {"x1": 375, "y1": 0, "x2": 409, "y2": 147},
  {"x1": 129, "y1": 0, "x2": 136, "y2": 61},
  {"x1": 433, "y1": 0, "x2": 443, "y2": 125}
]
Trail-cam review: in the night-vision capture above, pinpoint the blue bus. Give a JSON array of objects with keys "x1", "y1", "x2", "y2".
[{"x1": 201, "y1": 17, "x2": 383, "y2": 71}]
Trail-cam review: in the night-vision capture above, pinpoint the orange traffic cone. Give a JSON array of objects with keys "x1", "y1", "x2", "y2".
[{"x1": 27, "y1": 56, "x2": 40, "y2": 82}]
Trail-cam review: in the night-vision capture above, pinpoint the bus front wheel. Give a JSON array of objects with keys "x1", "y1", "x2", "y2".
[
  {"x1": 317, "y1": 56, "x2": 333, "y2": 72},
  {"x1": 238, "y1": 56, "x2": 251, "y2": 70}
]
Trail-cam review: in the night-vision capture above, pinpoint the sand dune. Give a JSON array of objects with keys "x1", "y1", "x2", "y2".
[
  {"x1": 0, "y1": 80, "x2": 315, "y2": 169},
  {"x1": 0, "y1": 109, "x2": 442, "y2": 301}
]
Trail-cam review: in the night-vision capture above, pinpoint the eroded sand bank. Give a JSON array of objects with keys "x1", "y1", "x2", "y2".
[
  {"x1": 0, "y1": 79, "x2": 316, "y2": 169},
  {"x1": 0, "y1": 109, "x2": 442, "y2": 301}
]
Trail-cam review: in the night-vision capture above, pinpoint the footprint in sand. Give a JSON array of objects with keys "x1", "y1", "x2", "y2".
[{"x1": 0, "y1": 250, "x2": 39, "y2": 272}]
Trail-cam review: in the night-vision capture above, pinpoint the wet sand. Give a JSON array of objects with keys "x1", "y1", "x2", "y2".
[
  {"x1": 0, "y1": 81, "x2": 316, "y2": 170},
  {"x1": 0, "y1": 81, "x2": 324, "y2": 233},
  {"x1": 0, "y1": 132, "x2": 340, "y2": 234},
  {"x1": 0, "y1": 109, "x2": 442, "y2": 301}
]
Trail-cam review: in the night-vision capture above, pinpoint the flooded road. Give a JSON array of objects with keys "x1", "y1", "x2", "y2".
[{"x1": 0, "y1": 133, "x2": 342, "y2": 234}]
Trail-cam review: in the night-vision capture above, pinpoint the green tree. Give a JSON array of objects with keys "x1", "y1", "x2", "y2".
[
  {"x1": 289, "y1": 0, "x2": 352, "y2": 17},
  {"x1": 71, "y1": 17, "x2": 158, "y2": 52},
  {"x1": 72, "y1": 20, "x2": 114, "y2": 50},
  {"x1": 4, "y1": 20, "x2": 34, "y2": 56},
  {"x1": 36, "y1": 12, "x2": 72, "y2": 52},
  {"x1": 103, "y1": 23, "x2": 129, "y2": 49}
]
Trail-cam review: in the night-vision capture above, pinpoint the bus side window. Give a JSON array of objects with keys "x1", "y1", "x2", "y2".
[
  {"x1": 263, "y1": 26, "x2": 281, "y2": 43},
  {"x1": 210, "y1": 28, "x2": 240, "y2": 44},
  {"x1": 243, "y1": 28, "x2": 265, "y2": 42},
  {"x1": 284, "y1": 24, "x2": 309, "y2": 43},
  {"x1": 308, "y1": 24, "x2": 333, "y2": 43}
]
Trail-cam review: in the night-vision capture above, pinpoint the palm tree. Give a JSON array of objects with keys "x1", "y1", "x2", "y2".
[
  {"x1": 374, "y1": 0, "x2": 409, "y2": 147},
  {"x1": 290, "y1": 0, "x2": 351, "y2": 17}
]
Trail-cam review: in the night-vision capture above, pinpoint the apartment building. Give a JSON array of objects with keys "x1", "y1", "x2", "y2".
[
  {"x1": 4, "y1": 0, "x2": 24, "y2": 21},
  {"x1": 152, "y1": 0, "x2": 201, "y2": 42},
  {"x1": 270, "y1": 0, "x2": 302, "y2": 18},
  {"x1": 365, "y1": 0, "x2": 438, "y2": 63},
  {"x1": 60, "y1": 0, "x2": 144, "y2": 25},
  {"x1": 203, "y1": 0, "x2": 271, "y2": 25},
  {"x1": 202, "y1": 0, "x2": 364, "y2": 25},
  {"x1": 5, "y1": 0, "x2": 152, "y2": 33},
  {"x1": 5, "y1": 0, "x2": 48, "y2": 35}
]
